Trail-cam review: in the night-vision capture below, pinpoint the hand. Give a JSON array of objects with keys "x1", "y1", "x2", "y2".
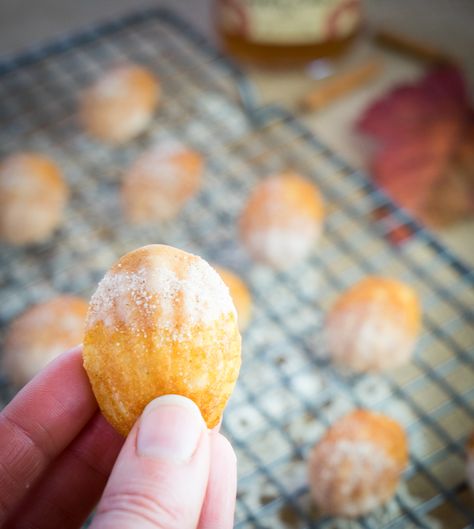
[{"x1": 0, "y1": 346, "x2": 237, "y2": 529}]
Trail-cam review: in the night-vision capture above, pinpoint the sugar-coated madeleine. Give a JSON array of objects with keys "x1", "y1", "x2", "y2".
[
  {"x1": 308, "y1": 409, "x2": 408, "y2": 517},
  {"x1": 80, "y1": 64, "x2": 159, "y2": 144},
  {"x1": 240, "y1": 171, "x2": 324, "y2": 269},
  {"x1": 2, "y1": 296, "x2": 87, "y2": 386},
  {"x1": 325, "y1": 276, "x2": 421, "y2": 372},
  {"x1": 121, "y1": 141, "x2": 203, "y2": 222},
  {"x1": 215, "y1": 266, "x2": 252, "y2": 331},
  {"x1": 0, "y1": 152, "x2": 68, "y2": 245},
  {"x1": 83, "y1": 244, "x2": 241, "y2": 435},
  {"x1": 467, "y1": 432, "x2": 474, "y2": 492}
]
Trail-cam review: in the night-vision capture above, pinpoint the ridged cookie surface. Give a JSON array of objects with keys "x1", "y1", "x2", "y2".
[{"x1": 83, "y1": 244, "x2": 241, "y2": 435}]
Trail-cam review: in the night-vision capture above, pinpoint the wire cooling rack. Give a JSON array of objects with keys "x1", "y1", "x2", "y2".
[{"x1": 0, "y1": 8, "x2": 473, "y2": 529}]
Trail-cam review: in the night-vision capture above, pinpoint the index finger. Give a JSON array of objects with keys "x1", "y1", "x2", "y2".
[{"x1": 0, "y1": 345, "x2": 97, "y2": 523}]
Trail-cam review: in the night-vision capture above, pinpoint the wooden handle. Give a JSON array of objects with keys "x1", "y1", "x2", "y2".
[
  {"x1": 300, "y1": 59, "x2": 383, "y2": 112},
  {"x1": 374, "y1": 29, "x2": 453, "y2": 64}
]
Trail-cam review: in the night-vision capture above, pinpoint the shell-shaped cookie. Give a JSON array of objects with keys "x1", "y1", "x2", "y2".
[
  {"x1": 240, "y1": 171, "x2": 324, "y2": 269},
  {"x1": 80, "y1": 64, "x2": 159, "y2": 144},
  {"x1": 3, "y1": 296, "x2": 87, "y2": 385},
  {"x1": 214, "y1": 266, "x2": 252, "y2": 331},
  {"x1": 83, "y1": 245, "x2": 241, "y2": 435},
  {"x1": 308, "y1": 409, "x2": 408, "y2": 517},
  {"x1": 325, "y1": 276, "x2": 421, "y2": 372},
  {"x1": 121, "y1": 141, "x2": 203, "y2": 223},
  {"x1": 0, "y1": 152, "x2": 68, "y2": 245}
]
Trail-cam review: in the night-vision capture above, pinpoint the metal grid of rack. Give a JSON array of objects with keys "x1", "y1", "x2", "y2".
[{"x1": 0, "y1": 8, "x2": 473, "y2": 529}]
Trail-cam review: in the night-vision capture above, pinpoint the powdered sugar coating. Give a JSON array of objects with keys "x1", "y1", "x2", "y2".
[
  {"x1": 308, "y1": 410, "x2": 407, "y2": 517},
  {"x1": 310, "y1": 439, "x2": 398, "y2": 517},
  {"x1": 240, "y1": 171, "x2": 323, "y2": 269},
  {"x1": 121, "y1": 141, "x2": 203, "y2": 222},
  {"x1": 128, "y1": 141, "x2": 191, "y2": 187},
  {"x1": 86, "y1": 245, "x2": 236, "y2": 340},
  {"x1": 325, "y1": 277, "x2": 420, "y2": 372},
  {"x1": 326, "y1": 300, "x2": 416, "y2": 372},
  {"x1": 246, "y1": 223, "x2": 321, "y2": 269},
  {"x1": 80, "y1": 64, "x2": 159, "y2": 144},
  {"x1": 91, "y1": 66, "x2": 137, "y2": 98},
  {"x1": 142, "y1": 139, "x2": 188, "y2": 160},
  {"x1": 3, "y1": 296, "x2": 87, "y2": 385},
  {"x1": 87, "y1": 267, "x2": 154, "y2": 333},
  {"x1": 83, "y1": 245, "x2": 241, "y2": 434},
  {"x1": 0, "y1": 153, "x2": 68, "y2": 245}
]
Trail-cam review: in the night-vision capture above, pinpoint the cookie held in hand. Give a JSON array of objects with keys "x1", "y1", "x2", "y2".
[{"x1": 83, "y1": 244, "x2": 241, "y2": 435}]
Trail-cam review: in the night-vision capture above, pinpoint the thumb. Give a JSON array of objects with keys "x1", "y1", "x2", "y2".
[{"x1": 90, "y1": 395, "x2": 210, "y2": 529}]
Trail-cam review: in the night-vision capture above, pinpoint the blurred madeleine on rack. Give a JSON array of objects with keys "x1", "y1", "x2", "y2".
[
  {"x1": 215, "y1": 266, "x2": 252, "y2": 331},
  {"x1": 240, "y1": 171, "x2": 324, "y2": 269},
  {"x1": 0, "y1": 152, "x2": 68, "y2": 245},
  {"x1": 121, "y1": 141, "x2": 203, "y2": 223},
  {"x1": 80, "y1": 64, "x2": 159, "y2": 144},
  {"x1": 325, "y1": 276, "x2": 421, "y2": 372},
  {"x1": 3, "y1": 296, "x2": 88, "y2": 386},
  {"x1": 308, "y1": 409, "x2": 408, "y2": 517}
]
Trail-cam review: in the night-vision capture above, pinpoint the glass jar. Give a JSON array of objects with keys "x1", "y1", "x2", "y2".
[{"x1": 214, "y1": 0, "x2": 363, "y2": 67}]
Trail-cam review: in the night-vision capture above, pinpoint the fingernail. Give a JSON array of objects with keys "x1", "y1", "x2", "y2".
[{"x1": 137, "y1": 395, "x2": 205, "y2": 463}]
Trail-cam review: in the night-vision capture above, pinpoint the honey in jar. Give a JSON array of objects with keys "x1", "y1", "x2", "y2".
[{"x1": 214, "y1": 0, "x2": 362, "y2": 67}]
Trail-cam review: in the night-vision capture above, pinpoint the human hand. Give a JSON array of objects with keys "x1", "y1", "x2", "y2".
[{"x1": 0, "y1": 346, "x2": 237, "y2": 529}]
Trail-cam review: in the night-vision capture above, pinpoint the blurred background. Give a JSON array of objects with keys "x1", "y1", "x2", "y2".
[{"x1": 1, "y1": 0, "x2": 473, "y2": 265}]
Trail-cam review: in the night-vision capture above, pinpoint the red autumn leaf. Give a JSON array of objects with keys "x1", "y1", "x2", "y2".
[
  {"x1": 357, "y1": 84, "x2": 431, "y2": 143},
  {"x1": 420, "y1": 65, "x2": 469, "y2": 114},
  {"x1": 358, "y1": 63, "x2": 473, "y2": 227},
  {"x1": 357, "y1": 64, "x2": 468, "y2": 146},
  {"x1": 372, "y1": 137, "x2": 448, "y2": 212}
]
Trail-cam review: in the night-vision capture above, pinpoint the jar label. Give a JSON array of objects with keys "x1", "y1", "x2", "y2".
[{"x1": 217, "y1": 0, "x2": 362, "y2": 44}]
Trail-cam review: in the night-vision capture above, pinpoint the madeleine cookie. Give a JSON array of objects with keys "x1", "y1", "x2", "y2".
[
  {"x1": 240, "y1": 171, "x2": 324, "y2": 269},
  {"x1": 308, "y1": 409, "x2": 408, "y2": 517},
  {"x1": 83, "y1": 244, "x2": 241, "y2": 435},
  {"x1": 80, "y1": 64, "x2": 159, "y2": 144},
  {"x1": 121, "y1": 141, "x2": 203, "y2": 222},
  {"x1": 215, "y1": 266, "x2": 252, "y2": 331},
  {"x1": 325, "y1": 276, "x2": 421, "y2": 372},
  {"x1": 3, "y1": 296, "x2": 87, "y2": 386},
  {"x1": 0, "y1": 152, "x2": 68, "y2": 245}
]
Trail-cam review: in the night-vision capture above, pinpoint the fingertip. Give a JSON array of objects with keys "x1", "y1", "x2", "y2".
[
  {"x1": 198, "y1": 432, "x2": 237, "y2": 529},
  {"x1": 211, "y1": 417, "x2": 222, "y2": 433},
  {"x1": 67, "y1": 343, "x2": 83, "y2": 354},
  {"x1": 137, "y1": 395, "x2": 206, "y2": 463},
  {"x1": 91, "y1": 398, "x2": 211, "y2": 529},
  {"x1": 59, "y1": 343, "x2": 83, "y2": 361},
  {"x1": 211, "y1": 432, "x2": 237, "y2": 466},
  {"x1": 39, "y1": 344, "x2": 84, "y2": 380},
  {"x1": 143, "y1": 394, "x2": 205, "y2": 424}
]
